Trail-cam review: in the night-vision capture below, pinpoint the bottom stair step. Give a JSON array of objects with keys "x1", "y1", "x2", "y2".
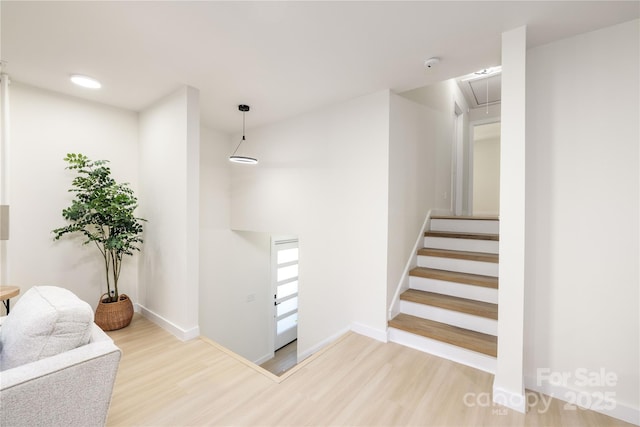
[{"x1": 389, "y1": 313, "x2": 497, "y2": 357}]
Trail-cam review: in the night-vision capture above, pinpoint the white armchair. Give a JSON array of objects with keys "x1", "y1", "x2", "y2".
[{"x1": 0, "y1": 286, "x2": 122, "y2": 427}]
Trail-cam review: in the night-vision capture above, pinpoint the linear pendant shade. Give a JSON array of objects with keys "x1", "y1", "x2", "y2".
[{"x1": 229, "y1": 104, "x2": 258, "y2": 164}]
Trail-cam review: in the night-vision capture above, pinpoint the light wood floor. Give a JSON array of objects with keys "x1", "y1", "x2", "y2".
[
  {"x1": 260, "y1": 340, "x2": 298, "y2": 376},
  {"x1": 106, "y1": 315, "x2": 632, "y2": 426}
]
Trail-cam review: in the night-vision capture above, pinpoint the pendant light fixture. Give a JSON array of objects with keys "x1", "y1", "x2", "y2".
[{"x1": 229, "y1": 104, "x2": 258, "y2": 164}]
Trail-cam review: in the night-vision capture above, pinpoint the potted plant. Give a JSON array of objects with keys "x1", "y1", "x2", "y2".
[{"x1": 53, "y1": 153, "x2": 145, "y2": 330}]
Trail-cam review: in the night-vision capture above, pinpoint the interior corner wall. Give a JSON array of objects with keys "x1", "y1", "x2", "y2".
[
  {"x1": 199, "y1": 125, "x2": 271, "y2": 363},
  {"x1": 230, "y1": 90, "x2": 391, "y2": 357},
  {"x1": 7, "y1": 83, "x2": 138, "y2": 310},
  {"x1": 525, "y1": 19, "x2": 639, "y2": 423},
  {"x1": 138, "y1": 86, "x2": 200, "y2": 339}
]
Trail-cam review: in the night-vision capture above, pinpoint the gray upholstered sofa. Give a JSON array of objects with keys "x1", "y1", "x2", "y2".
[{"x1": 0, "y1": 286, "x2": 122, "y2": 427}]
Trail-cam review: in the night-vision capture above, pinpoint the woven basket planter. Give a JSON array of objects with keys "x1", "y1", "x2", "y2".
[{"x1": 95, "y1": 294, "x2": 134, "y2": 331}]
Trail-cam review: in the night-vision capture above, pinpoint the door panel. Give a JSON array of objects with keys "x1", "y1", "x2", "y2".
[{"x1": 273, "y1": 240, "x2": 299, "y2": 351}]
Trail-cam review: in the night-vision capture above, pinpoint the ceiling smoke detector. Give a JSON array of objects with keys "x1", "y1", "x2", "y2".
[{"x1": 424, "y1": 57, "x2": 440, "y2": 69}]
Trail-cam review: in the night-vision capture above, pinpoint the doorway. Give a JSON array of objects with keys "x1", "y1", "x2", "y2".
[{"x1": 271, "y1": 237, "x2": 299, "y2": 351}]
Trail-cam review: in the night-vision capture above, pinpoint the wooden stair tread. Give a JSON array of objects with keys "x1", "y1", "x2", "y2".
[
  {"x1": 410, "y1": 267, "x2": 498, "y2": 289},
  {"x1": 431, "y1": 215, "x2": 499, "y2": 221},
  {"x1": 418, "y1": 248, "x2": 499, "y2": 263},
  {"x1": 401, "y1": 289, "x2": 498, "y2": 320},
  {"x1": 424, "y1": 230, "x2": 499, "y2": 241},
  {"x1": 389, "y1": 313, "x2": 497, "y2": 357}
]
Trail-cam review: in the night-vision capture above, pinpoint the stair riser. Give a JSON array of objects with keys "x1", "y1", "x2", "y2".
[
  {"x1": 409, "y1": 276, "x2": 498, "y2": 304},
  {"x1": 430, "y1": 219, "x2": 499, "y2": 234},
  {"x1": 424, "y1": 236, "x2": 499, "y2": 254},
  {"x1": 418, "y1": 256, "x2": 499, "y2": 277},
  {"x1": 400, "y1": 301, "x2": 498, "y2": 336},
  {"x1": 388, "y1": 328, "x2": 496, "y2": 373}
]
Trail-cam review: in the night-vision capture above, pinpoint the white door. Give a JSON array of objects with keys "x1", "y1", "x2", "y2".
[{"x1": 272, "y1": 238, "x2": 299, "y2": 351}]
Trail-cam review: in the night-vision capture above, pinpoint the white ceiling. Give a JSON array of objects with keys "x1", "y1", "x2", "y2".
[{"x1": 1, "y1": 1, "x2": 638, "y2": 133}]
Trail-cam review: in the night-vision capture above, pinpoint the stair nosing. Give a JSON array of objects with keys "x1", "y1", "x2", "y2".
[
  {"x1": 431, "y1": 215, "x2": 499, "y2": 221},
  {"x1": 418, "y1": 248, "x2": 499, "y2": 263},
  {"x1": 400, "y1": 289, "x2": 498, "y2": 320},
  {"x1": 424, "y1": 231, "x2": 499, "y2": 241},
  {"x1": 389, "y1": 313, "x2": 497, "y2": 357}
]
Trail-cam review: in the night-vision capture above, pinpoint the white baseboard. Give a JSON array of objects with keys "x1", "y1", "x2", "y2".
[
  {"x1": 492, "y1": 384, "x2": 527, "y2": 413},
  {"x1": 351, "y1": 322, "x2": 388, "y2": 343},
  {"x1": 253, "y1": 352, "x2": 274, "y2": 366},
  {"x1": 136, "y1": 303, "x2": 200, "y2": 341},
  {"x1": 297, "y1": 326, "x2": 350, "y2": 362},
  {"x1": 524, "y1": 375, "x2": 640, "y2": 426}
]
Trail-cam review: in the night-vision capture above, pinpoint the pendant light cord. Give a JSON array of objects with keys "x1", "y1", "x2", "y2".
[{"x1": 230, "y1": 111, "x2": 246, "y2": 156}]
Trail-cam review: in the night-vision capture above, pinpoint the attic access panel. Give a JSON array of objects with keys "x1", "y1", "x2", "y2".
[
  {"x1": 469, "y1": 74, "x2": 501, "y2": 106},
  {"x1": 457, "y1": 73, "x2": 502, "y2": 108}
]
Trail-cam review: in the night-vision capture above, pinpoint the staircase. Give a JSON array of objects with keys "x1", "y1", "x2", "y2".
[{"x1": 388, "y1": 215, "x2": 499, "y2": 373}]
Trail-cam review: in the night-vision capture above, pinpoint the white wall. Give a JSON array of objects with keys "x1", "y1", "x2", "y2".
[
  {"x1": 469, "y1": 103, "x2": 501, "y2": 122},
  {"x1": 6, "y1": 83, "x2": 138, "y2": 310},
  {"x1": 400, "y1": 79, "x2": 467, "y2": 213},
  {"x1": 387, "y1": 95, "x2": 431, "y2": 310},
  {"x1": 473, "y1": 135, "x2": 500, "y2": 215},
  {"x1": 387, "y1": 87, "x2": 461, "y2": 311},
  {"x1": 525, "y1": 19, "x2": 639, "y2": 423},
  {"x1": 138, "y1": 86, "x2": 200, "y2": 339},
  {"x1": 199, "y1": 125, "x2": 272, "y2": 363},
  {"x1": 230, "y1": 90, "x2": 391, "y2": 357},
  {"x1": 494, "y1": 25, "x2": 527, "y2": 413}
]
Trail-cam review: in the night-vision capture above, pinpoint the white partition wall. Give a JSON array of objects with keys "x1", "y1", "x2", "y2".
[
  {"x1": 493, "y1": 25, "x2": 527, "y2": 413},
  {"x1": 138, "y1": 86, "x2": 200, "y2": 340}
]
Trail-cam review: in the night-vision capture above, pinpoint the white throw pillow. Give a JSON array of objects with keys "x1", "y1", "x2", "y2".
[{"x1": 0, "y1": 286, "x2": 93, "y2": 371}]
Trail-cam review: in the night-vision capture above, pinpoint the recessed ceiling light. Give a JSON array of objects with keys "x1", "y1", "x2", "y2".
[{"x1": 70, "y1": 74, "x2": 101, "y2": 89}]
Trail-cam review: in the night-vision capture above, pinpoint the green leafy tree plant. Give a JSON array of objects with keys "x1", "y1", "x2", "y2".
[{"x1": 53, "y1": 153, "x2": 145, "y2": 303}]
